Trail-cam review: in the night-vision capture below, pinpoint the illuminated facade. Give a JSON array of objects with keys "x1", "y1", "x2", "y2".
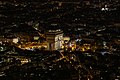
[{"x1": 46, "y1": 29, "x2": 63, "y2": 50}]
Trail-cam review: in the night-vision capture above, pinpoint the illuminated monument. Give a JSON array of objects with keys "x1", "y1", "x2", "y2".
[{"x1": 46, "y1": 29, "x2": 63, "y2": 50}]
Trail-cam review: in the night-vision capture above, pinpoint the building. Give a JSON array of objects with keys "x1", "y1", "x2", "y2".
[{"x1": 45, "y1": 29, "x2": 63, "y2": 50}]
